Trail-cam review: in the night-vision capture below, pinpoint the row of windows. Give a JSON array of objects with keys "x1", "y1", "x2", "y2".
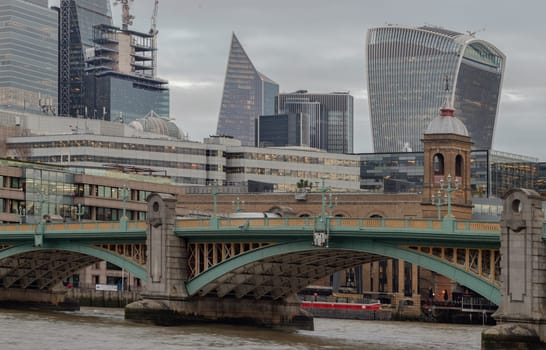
[
  {"x1": 11, "y1": 140, "x2": 217, "y2": 156},
  {"x1": 225, "y1": 152, "x2": 358, "y2": 167},
  {"x1": 30, "y1": 155, "x2": 214, "y2": 172},
  {"x1": 225, "y1": 166, "x2": 359, "y2": 182}
]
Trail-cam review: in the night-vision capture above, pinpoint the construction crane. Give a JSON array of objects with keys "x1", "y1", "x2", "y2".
[
  {"x1": 113, "y1": 0, "x2": 135, "y2": 30},
  {"x1": 150, "y1": 0, "x2": 159, "y2": 36},
  {"x1": 150, "y1": 0, "x2": 159, "y2": 77}
]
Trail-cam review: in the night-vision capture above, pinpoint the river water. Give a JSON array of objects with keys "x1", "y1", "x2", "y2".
[{"x1": 0, "y1": 307, "x2": 486, "y2": 350}]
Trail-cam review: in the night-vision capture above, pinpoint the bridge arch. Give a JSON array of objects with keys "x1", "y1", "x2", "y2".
[
  {"x1": 186, "y1": 240, "x2": 500, "y2": 304},
  {"x1": 0, "y1": 242, "x2": 147, "y2": 289}
]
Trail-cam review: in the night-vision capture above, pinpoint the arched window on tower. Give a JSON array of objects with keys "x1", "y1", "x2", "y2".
[
  {"x1": 455, "y1": 155, "x2": 463, "y2": 177},
  {"x1": 433, "y1": 153, "x2": 444, "y2": 175}
]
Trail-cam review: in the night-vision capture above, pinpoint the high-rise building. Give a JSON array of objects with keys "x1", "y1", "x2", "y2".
[
  {"x1": 216, "y1": 33, "x2": 279, "y2": 146},
  {"x1": 256, "y1": 113, "x2": 309, "y2": 148},
  {"x1": 277, "y1": 91, "x2": 354, "y2": 153},
  {"x1": 366, "y1": 25, "x2": 505, "y2": 152},
  {"x1": 58, "y1": 0, "x2": 169, "y2": 123},
  {"x1": 84, "y1": 24, "x2": 169, "y2": 123},
  {"x1": 58, "y1": 0, "x2": 113, "y2": 117},
  {"x1": 0, "y1": 0, "x2": 58, "y2": 114}
]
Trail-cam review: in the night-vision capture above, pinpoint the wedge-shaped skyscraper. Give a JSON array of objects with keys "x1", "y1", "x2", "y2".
[
  {"x1": 367, "y1": 25, "x2": 505, "y2": 152},
  {"x1": 216, "y1": 34, "x2": 279, "y2": 146}
]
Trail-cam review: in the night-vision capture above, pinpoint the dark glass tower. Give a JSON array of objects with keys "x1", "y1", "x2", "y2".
[
  {"x1": 366, "y1": 25, "x2": 505, "y2": 152},
  {"x1": 277, "y1": 91, "x2": 354, "y2": 153},
  {"x1": 0, "y1": 0, "x2": 57, "y2": 114},
  {"x1": 58, "y1": 0, "x2": 112, "y2": 117},
  {"x1": 216, "y1": 33, "x2": 279, "y2": 146},
  {"x1": 256, "y1": 113, "x2": 307, "y2": 148}
]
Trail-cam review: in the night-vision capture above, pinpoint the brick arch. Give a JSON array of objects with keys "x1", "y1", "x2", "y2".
[
  {"x1": 368, "y1": 212, "x2": 385, "y2": 218},
  {"x1": 332, "y1": 210, "x2": 350, "y2": 217},
  {"x1": 297, "y1": 212, "x2": 313, "y2": 217}
]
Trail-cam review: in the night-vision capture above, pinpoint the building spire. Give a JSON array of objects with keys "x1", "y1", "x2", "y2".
[{"x1": 440, "y1": 74, "x2": 455, "y2": 117}]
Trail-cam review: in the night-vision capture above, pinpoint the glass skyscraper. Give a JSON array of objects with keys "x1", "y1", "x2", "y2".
[
  {"x1": 58, "y1": 0, "x2": 112, "y2": 117},
  {"x1": 216, "y1": 33, "x2": 279, "y2": 146},
  {"x1": 367, "y1": 25, "x2": 505, "y2": 152},
  {"x1": 0, "y1": 0, "x2": 58, "y2": 114},
  {"x1": 277, "y1": 91, "x2": 354, "y2": 153}
]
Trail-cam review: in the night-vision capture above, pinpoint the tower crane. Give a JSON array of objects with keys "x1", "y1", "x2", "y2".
[
  {"x1": 113, "y1": 0, "x2": 135, "y2": 30},
  {"x1": 150, "y1": 0, "x2": 159, "y2": 36},
  {"x1": 150, "y1": 0, "x2": 159, "y2": 77}
]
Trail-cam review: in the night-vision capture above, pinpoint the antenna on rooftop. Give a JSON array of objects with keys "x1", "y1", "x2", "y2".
[{"x1": 466, "y1": 28, "x2": 486, "y2": 37}]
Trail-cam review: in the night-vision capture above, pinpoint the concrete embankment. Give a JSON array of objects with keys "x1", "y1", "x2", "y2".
[{"x1": 67, "y1": 289, "x2": 140, "y2": 308}]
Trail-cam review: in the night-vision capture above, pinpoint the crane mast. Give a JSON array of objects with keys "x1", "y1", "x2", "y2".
[
  {"x1": 150, "y1": 0, "x2": 159, "y2": 77},
  {"x1": 113, "y1": 0, "x2": 134, "y2": 30}
]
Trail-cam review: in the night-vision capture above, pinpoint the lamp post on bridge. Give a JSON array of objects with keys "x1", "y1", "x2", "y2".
[
  {"x1": 313, "y1": 178, "x2": 329, "y2": 247},
  {"x1": 431, "y1": 190, "x2": 444, "y2": 219},
  {"x1": 75, "y1": 203, "x2": 84, "y2": 223},
  {"x1": 17, "y1": 206, "x2": 25, "y2": 224},
  {"x1": 210, "y1": 181, "x2": 219, "y2": 227},
  {"x1": 328, "y1": 192, "x2": 338, "y2": 217},
  {"x1": 232, "y1": 197, "x2": 245, "y2": 212},
  {"x1": 439, "y1": 174, "x2": 459, "y2": 219},
  {"x1": 121, "y1": 185, "x2": 129, "y2": 220}
]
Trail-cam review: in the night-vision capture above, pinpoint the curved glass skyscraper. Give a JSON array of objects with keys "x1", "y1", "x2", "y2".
[{"x1": 366, "y1": 26, "x2": 505, "y2": 152}]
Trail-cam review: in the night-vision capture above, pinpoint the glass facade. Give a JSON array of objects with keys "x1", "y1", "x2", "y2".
[
  {"x1": 58, "y1": 0, "x2": 112, "y2": 117},
  {"x1": 367, "y1": 26, "x2": 505, "y2": 152},
  {"x1": 86, "y1": 73, "x2": 169, "y2": 123},
  {"x1": 24, "y1": 168, "x2": 75, "y2": 223},
  {"x1": 281, "y1": 97, "x2": 323, "y2": 150},
  {"x1": 216, "y1": 34, "x2": 279, "y2": 146},
  {"x1": 256, "y1": 113, "x2": 305, "y2": 147},
  {"x1": 277, "y1": 91, "x2": 353, "y2": 153},
  {"x1": 0, "y1": 0, "x2": 58, "y2": 113},
  {"x1": 358, "y1": 149, "x2": 546, "y2": 199}
]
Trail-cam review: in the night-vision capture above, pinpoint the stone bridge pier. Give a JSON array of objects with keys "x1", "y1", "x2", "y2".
[
  {"x1": 482, "y1": 189, "x2": 546, "y2": 349},
  {"x1": 125, "y1": 193, "x2": 313, "y2": 329}
]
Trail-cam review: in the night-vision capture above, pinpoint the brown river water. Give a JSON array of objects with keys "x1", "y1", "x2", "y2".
[{"x1": 0, "y1": 307, "x2": 486, "y2": 349}]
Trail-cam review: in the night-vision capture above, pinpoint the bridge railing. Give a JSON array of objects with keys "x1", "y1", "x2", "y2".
[
  {"x1": 0, "y1": 221, "x2": 147, "y2": 233},
  {"x1": 175, "y1": 217, "x2": 500, "y2": 233}
]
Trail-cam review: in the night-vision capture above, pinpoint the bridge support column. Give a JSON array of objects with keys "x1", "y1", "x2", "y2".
[
  {"x1": 125, "y1": 193, "x2": 313, "y2": 330},
  {"x1": 482, "y1": 189, "x2": 546, "y2": 349}
]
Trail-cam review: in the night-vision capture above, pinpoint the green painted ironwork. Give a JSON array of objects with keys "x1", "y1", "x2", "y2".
[
  {"x1": 185, "y1": 239, "x2": 500, "y2": 305},
  {"x1": 0, "y1": 242, "x2": 147, "y2": 281}
]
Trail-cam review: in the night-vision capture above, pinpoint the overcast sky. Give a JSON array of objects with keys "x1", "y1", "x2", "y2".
[{"x1": 119, "y1": 1, "x2": 546, "y2": 160}]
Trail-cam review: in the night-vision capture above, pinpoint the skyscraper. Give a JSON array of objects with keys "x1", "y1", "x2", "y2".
[
  {"x1": 216, "y1": 33, "x2": 279, "y2": 146},
  {"x1": 366, "y1": 25, "x2": 505, "y2": 152},
  {"x1": 0, "y1": 0, "x2": 58, "y2": 114},
  {"x1": 58, "y1": 0, "x2": 113, "y2": 117},
  {"x1": 277, "y1": 91, "x2": 354, "y2": 153},
  {"x1": 256, "y1": 113, "x2": 309, "y2": 148},
  {"x1": 84, "y1": 24, "x2": 169, "y2": 123}
]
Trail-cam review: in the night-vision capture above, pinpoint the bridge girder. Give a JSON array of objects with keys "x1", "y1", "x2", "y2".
[
  {"x1": 186, "y1": 239, "x2": 501, "y2": 304},
  {"x1": 0, "y1": 243, "x2": 147, "y2": 291}
]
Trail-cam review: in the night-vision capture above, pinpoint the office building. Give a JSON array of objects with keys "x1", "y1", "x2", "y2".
[
  {"x1": 0, "y1": 0, "x2": 58, "y2": 114},
  {"x1": 83, "y1": 24, "x2": 169, "y2": 123},
  {"x1": 216, "y1": 33, "x2": 279, "y2": 146},
  {"x1": 366, "y1": 25, "x2": 505, "y2": 152},
  {"x1": 0, "y1": 110, "x2": 359, "y2": 192},
  {"x1": 58, "y1": 0, "x2": 169, "y2": 122},
  {"x1": 58, "y1": 0, "x2": 113, "y2": 117},
  {"x1": 277, "y1": 91, "x2": 353, "y2": 153},
  {"x1": 256, "y1": 113, "x2": 309, "y2": 148}
]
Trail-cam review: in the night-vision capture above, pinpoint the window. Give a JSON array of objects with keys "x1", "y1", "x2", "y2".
[
  {"x1": 455, "y1": 155, "x2": 463, "y2": 177},
  {"x1": 433, "y1": 153, "x2": 444, "y2": 175}
]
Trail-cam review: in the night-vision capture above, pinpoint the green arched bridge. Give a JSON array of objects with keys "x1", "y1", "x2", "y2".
[{"x1": 0, "y1": 216, "x2": 521, "y2": 305}]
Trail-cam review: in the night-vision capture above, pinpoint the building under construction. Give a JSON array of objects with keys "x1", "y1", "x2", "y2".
[{"x1": 58, "y1": 0, "x2": 169, "y2": 122}]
